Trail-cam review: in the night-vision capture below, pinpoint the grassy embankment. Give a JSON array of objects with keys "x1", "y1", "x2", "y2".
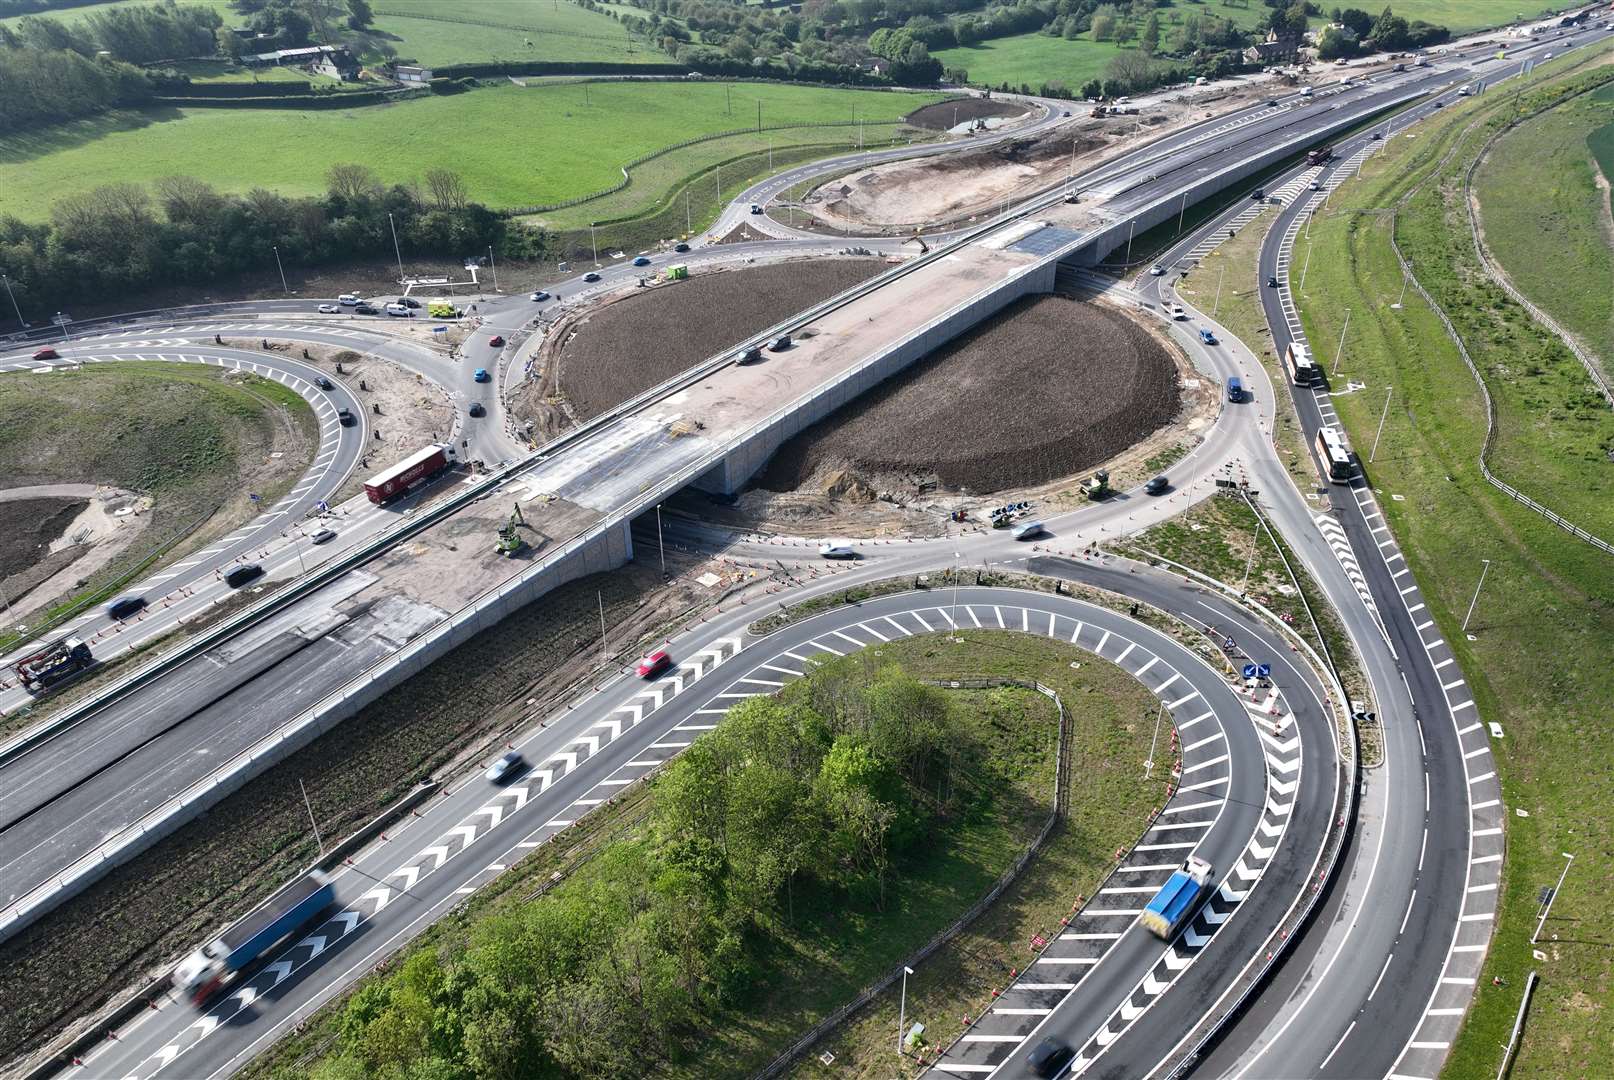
[
  {"x1": 0, "y1": 81, "x2": 943, "y2": 220},
  {"x1": 243, "y1": 632, "x2": 1160, "y2": 1080},
  {"x1": 1473, "y1": 81, "x2": 1614, "y2": 381},
  {"x1": 0, "y1": 362, "x2": 314, "y2": 648},
  {"x1": 1292, "y1": 54, "x2": 1614, "y2": 1078},
  {"x1": 361, "y1": 0, "x2": 652, "y2": 66}
]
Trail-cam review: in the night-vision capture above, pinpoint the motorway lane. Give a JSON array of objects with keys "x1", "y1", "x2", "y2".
[{"x1": 75, "y1": 580, "x2": 1291, "y2": 1080}]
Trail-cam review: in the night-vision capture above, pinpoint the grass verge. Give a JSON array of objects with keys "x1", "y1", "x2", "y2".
[{"x1": 1290, "y1": 51, "x2": 1614, "y2": 1078}]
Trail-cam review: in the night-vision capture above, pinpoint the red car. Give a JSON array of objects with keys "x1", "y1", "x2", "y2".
[
  {"x1": 637, "y1": 650, "x2": 671, "y2": 678},
  {"x1": 33, "y1": 347, "x2": 59, "y2": 361},
  {"x1": 487, "y1": 335, "x2": 505, "y2": 347}
]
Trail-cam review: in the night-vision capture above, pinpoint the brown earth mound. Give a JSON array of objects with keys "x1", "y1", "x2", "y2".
[
  {"x1": 907, "y1": 97, "x2": 1030, "y2": 130},
  {"x1": 0, "y1": 497, "x2": 87, "y2": 581},
  {"x1": 534, "y1": 259, "x2": 887, "y2": 426},
  {"x1": 757, "y1": 295, "x2": 1179, "y2": 495}
]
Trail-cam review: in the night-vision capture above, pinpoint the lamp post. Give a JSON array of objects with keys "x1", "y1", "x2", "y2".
[
  {"x1": 1332, "y1": 308, "x2": 1351, "y2": 377},
  {"x1": 1461, "y1": 558, "x2": 1491, "y2": 632},
  {"x1": 950, "y1": 551, "x2": 961, "y2": 639},
  {"x1": 0, "y1": 272, "x2": 23, "y2": 328},
  {"x1": 897, "y1": 965, "x2": 915, "y2": 1055},
  {"x1": 1212, "y1": 263, "x2": 1225, "y2": 316},
  {"x1": 655, "y1": 503, "x2": 665, "y2": 577},
  {"x1": 1369, "y1": 386, "x2": 1392, "y2": 463},
  {"x1": 272, "y1": 245, "x2": 288, "y2": 293},
  {"x1": 387, "y1": 212, "x2": 404, "y2": 283},
  {"x1": 1531, "y1": 852, "x2": 1574, "y2": 944},
  {"x1": 487, "y1": 245, "x2": 499, "y2": 292},
  {"x1": 590, "y1": 222, "x2": 599, "y2": 266}
]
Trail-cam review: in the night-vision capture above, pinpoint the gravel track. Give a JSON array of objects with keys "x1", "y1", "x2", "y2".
[
  {"x1": 547, "y1": 259, "x2": 887, "y2": 423},
  {"x1": 907, "y1": 98, "x2": 1030, "y2": 130},
  {"x1": 757, "y1": 295, "x2": 1179, "y2": 495}
]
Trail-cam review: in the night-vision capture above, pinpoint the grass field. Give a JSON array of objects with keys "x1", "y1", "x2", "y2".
[
  {"x1": 0, "y1": 0, "x2": 234, "y2": 30},
  {"x1": 243, "y1": 631, "x2": 1159, "y2": 1080},
  {"x1": 1292, "y1": 52, "x2": 1614, "y2": 1077},
  {"x1": 361, "y1": 0, "x2": 653, "y2": 66},
  {"x1": 934, "y1": 31, "x2": 1127, "y2": 91},
  {"x1": 1474, "y1": 81, "x2": 1614, "y2": 381},
  {"x1": 0, "y1": 81, "x2": 941, "y2": 220}
]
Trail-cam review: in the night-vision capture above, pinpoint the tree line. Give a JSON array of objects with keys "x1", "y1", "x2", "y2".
[
  {"x1": 0, "y1": 165, "x2": 545, "y2": 328},
  {"x1": 303, "y1": 655, "x2": 984, "y2": 1080}
]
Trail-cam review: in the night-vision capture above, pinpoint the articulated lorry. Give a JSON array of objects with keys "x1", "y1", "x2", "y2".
[
  {"x1": 173, "y1": 869, "x2": 335, "y2": 1006},
  {"x1": 363, "y1": 443, "x2": 455, "y2": 505},
  {"x1": 1306, "y1": 144, "x2": 1334, "y2": 166},
  {"x1": 11, "y1": 638, "x2": 94, "y2": 695},
  {"x1": 1140, "y1": 855, "x2": 1215, "y2": 939}
]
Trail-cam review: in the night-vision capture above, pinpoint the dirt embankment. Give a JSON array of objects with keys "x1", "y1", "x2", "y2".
[
  {"x1": 515, "y1": 259, "x2": 888, "y2": 440},
  {"x1": 906, "y1": 97, "x2": 1031, "y2": 131},
  {"x1": 755, "y1": 294, "x2": 1180, "y2": 498}
]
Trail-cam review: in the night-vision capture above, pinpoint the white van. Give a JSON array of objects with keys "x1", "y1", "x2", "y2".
[{"x1": 338, "y1": 293, "x2": 362, "y2": 306}]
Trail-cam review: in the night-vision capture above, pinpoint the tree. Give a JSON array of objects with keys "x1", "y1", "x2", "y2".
[
  {"x1": 422, "y1": 167, "x2": 468, "y2": 211},
  {"x1": 346, "y1": 0, "x2": 374, "y2": 31},
  {"x1": 1140, "y1": 11, "x2": 1160, "y2": 55},
  {"x1": 325, "y1": 163, "x2": 382, "y2": 203},
  {"x1": 1090, "y1": 12, "x2": 1118, "y2": 41},
  {"x1": 1315, "y1": 23, "x2": 1359, "y2": 58},
  {"x1": 1368, "y1": 6, "x2": 1410, "y2": 50},
  {"x1": 1336, "y1": 7, "x2": 1375, "y2": 36}
]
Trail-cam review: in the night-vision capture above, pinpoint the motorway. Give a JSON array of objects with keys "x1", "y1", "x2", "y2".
[{"x1": 7, "y1": 22, "x2": 1607, "y2": 1079}]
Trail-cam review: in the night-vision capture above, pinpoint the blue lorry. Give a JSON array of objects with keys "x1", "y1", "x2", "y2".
[
  {"x1": 1140, "y1": 855, "x2": 1215, "y2": 939},
  {"x1": 173, "y1": 869, "x2": 335, "y2": 1006}
]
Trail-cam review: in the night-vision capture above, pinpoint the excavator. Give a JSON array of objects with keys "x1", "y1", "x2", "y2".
[
  {"x1": 905, "y1": 230, "x2": 929, "y2": 255},
  {"x1": 496, "y1": 502, "x2": 526, "y2": 556}
]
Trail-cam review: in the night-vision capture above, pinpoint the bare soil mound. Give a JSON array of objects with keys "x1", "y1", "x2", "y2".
[
  {"x1": 907, "y1": 97, "x2": 1029, "y2": 130},
  {"x1": 0, "y1": 496, "x2": 88, "y2": 579},
  {"x1": 757, "y1": 295, "x2": 1178, "y2": 495},
  {"x1": 534, "y1": 259, "x2": 887, "y2": 426}
]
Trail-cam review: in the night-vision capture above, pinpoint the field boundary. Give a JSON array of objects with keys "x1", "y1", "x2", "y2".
[
  {"x1": 372, "y1": 6, "x2": 643, "y2": 47},
  {"x1": 752, "y1": 678, "x2": 1070, "y2": 1080}
]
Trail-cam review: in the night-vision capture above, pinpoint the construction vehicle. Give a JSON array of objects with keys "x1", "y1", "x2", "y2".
[
  {"x1": 12, "y1": 638, "x2": 95, "y2": 695},
  {"x1": 1140, "y1": 856, "x2": 1215, "y2": 938},
  {"x1": 496, "y1": 503, "x2": 526, "y2": 556},
  {"x1": 1082, "y1": 470, "x2": 1112, "y2": 500},
  {"x1": 174, "y1": 870, "x2": 335, "y2": 1006},
  {"x1": 906, "y1": 230, "x2": 929, "y2": 255}
]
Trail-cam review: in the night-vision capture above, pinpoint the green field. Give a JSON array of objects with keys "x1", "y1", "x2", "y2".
[
  {"x1": 1475, "y1": 81, "x2": 1614, "y2": 381},
  {"x1": 361, "y1": 0, "x2": 653, "y2": 66},
  {"x1": 1293, "y1": 53, "x2": 1614, "y2": 1078},
  {"x1": 0, "y1": 0, "x2": 234, "y2": 29},
  {"x1": 0, "y1": 81, "x2": 939, "y2": 219},
  {"x1": 935, "y1": 31, "x2": 1126, "y2": 90}
]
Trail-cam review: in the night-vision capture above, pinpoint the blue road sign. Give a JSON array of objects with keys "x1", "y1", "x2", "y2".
[
  {"x1": 1223, "y1": 637, "x2": 1237, "y2": 653},
  {"x1": 317, "y1": 500, "x2": 329, "y2": 513},
  {"x1": 1256, "y1": 663, "x2": 1271, "y2": 679},
  {"x1": 248, "y1": 492, "x2": 261, "y2": 503},
  {"x1": 1242, "y1": 664, "x2": 1258, "y2": 679}
]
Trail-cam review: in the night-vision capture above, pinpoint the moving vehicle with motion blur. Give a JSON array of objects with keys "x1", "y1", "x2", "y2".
[
  {"x1": 173, "y1": 870, "x2": 334, "y2": 1006},
  {"x1": 12, "y1": 638, "x2": 94, "y2": 695},
  {"x1": 1140, "y1": 855, "x2": 1214, "y2": 938}
]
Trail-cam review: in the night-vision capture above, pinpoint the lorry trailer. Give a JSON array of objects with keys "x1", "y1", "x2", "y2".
[
  {"x1": 363, "y1": 444, "x2": 455, "y2": 505},
  {"x1": 11, "y1": 637, "x2": 94, "y2": 695},
  {"x1": 173, "y1": 870, "x2": 335, "y2": 1006},
  {"x1": 1140, "y1": 855, "x2": 1215, "y2": 939},
  {"x1": 1306, "y1": 144, "x2": 1334, "y2": 166}
]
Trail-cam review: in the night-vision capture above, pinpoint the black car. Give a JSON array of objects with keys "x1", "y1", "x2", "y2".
[
  {"x1": 674, "y1": 242, "x2": 690, "y2": 253},
  {"x1": 106, "y1": 595, "x2": 147, "y2": 620},
  {"x1": 1026, "y1": 1037, "x2": 1075, "y2": 1078},
  {"x1": 1145, "y1": 475, "x2": 1170, "y2": 495},
  {"x1": 1250, "y1": 187, "x2": 1264, "y2": 200},
  {"x1": 224, "y1": 563, "x2": 264, "y2": 588},
  {"x1": 768, "y1": 334, "x2": 792, "y2": 352},
  {"x1": 1267, "y1": 276, "x2": 1280, "y2": 288},
  {"x1": 468, "y1": 401, "x2": 486, "y2": 418},
  {"x1": 353, "y1": 303, "x2": 379, "y2": 315},
  {"x1": 315, "y1": 376, "x2": 334, "y2": 391},
  {"x1": 337, "y1": 407, "x2": 357, "y2": 426},
  {"x1": 401, "y1": 296, "x2": 422, "y2": 308},
  {"x1": 736, "y1": 345, "x2": 763, "y2": 365},
  {"x1": 582, "y1": 271, "x2": 601, "y2": 283}
]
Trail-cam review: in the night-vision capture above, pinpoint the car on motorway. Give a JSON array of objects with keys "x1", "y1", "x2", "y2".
[
  {"x1": 1309, "y1": 180, "x2": 1322, "y2": 190},
  {"x1": 337, "y1": 407, "x2": 356, "y2": 426},
  {"x1": 1266, "y1": 275, "x2": 1280, "y2": 288},
  {"x1": 1012, "y1": 520, "x2": 1045, "y2": 540},
  {"x1": 1433, "y1": 100, "x2": 1444, "y2": 108},
  {"x1": 1371, "y1": 130, "x2": 1383, "y2": 139},
  {"x1": 1145, "y1": 475, "x2": 1170, "y2": 495},
  {"x1": 485, "y1": 751, "x2": 523, "y2": 784},
  {"x1": 1199, "y1": 328, "x2": 1218, "y2": 345},
  {"x1": 530, "y1": 291, "x2": 550, "y2": 302},
  {"x1": 1227, "y1": 376, "x2": 1244, "y2": 402},
  {"x1": 106, "y1": 595, "x2": 147, "y2": 620},
  {"x1": 487, "y1": 335, "x2": 505, "y2": 347},
  {"x1": 818, "y1": 542, "x2": 855, "y2": 558},
  {"x1": 674, "y1": 242, "x2": 690, "y2": 253},
  {"x1": 736, "y1": 345, "x2": 764, "y2": 364},
  {"x1": 317, "y1": 303, "x2": 340, "y2": 314},
  {"x1": 749, "y1": 203, "x2": 763, "y2": 214},
  {"x1": 32, "y1": 347, "x2": 59, "y2": 361},
  {"x1": 338, "y1": 293, "x2": 362, "y2": 306},
  {"x1": 384, "y1": 303, "x2": 412, "y2": 317},
  {"x1": 632, "y1": 255, "x2": 651, "y2": 267},
  {"x1": 224, "y1": 563, "x2": 264, "y2": 588},
  {"x1": 400, "y1": 297, "x2": 421, "y2": 308},
  {"x1": 637, "y1": 650, "x2": 672, "y2": 678},
  {"x1": 1168, "y1": 304, "x2": 1187, "y2": 320},
  {"x1": 1249, "y1": 187, "x2": 1264, "y2": 200},
  {"x1": 473, "y1": 368, "x2": 491, "y2": 382},
  {"x1": 583, "y1": 271, "x2": 601, "y2": 282},
  {"x1": 353, "y1": 303, "x2": 379, "y2": 315},
  {"x1": 768, "y1": 334, "x2": 792, "y2": 352},
  {"x1": 309, "y1": 528, "x2": 337, "y2": 545},
  {"x1": 468, "y1": 402, "x2": 486, "y2": 418},
  {"x1": 1266, "y1": 99, "x2": 1280, "y2": 106},
  {"x1": 1026, "y1": 1036, "x2": 1075, "y2": 1078},
  {"x1": 315, "y1": 376, "x2": 334, "y2": 391},
  {"x1": 1149, "y1": 263, "x2": 1165, "y2": 276}
]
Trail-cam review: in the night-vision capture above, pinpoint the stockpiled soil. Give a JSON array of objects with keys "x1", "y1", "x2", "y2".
[
  {"x1": 906, "y1": 96, "x2": 1029, "y2": 130},
  {"x1": 544, "y1": 259, "x2": 886, "y2": 422},
  {"x1": 758, "y1": 295, "x2": 1179, "y2": 494},
  {"x1": 0, "y1": 563, "x2": 701, "y2": 1075},
  {"x1": 0, "y1": 497, "x2": 86, "y2": 580}
]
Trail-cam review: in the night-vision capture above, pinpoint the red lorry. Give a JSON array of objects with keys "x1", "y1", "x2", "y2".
[{"x1": 363, "y1": 444, "x2": 455, "y2": 505}]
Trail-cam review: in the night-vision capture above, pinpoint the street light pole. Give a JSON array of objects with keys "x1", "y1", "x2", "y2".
[
  {"x1": 487, "y1": 245, "x2": 499, "y2": 292},
  {"x1": 272, "y1": 245, "x2": 288, "y2": 293},
  {"x1": 1212, "y1": 263, "x2": 1225, "y2": 316},
  {"x1": 590, "y1": 222, "x2": 599, "y2": 266},
  {"x1": 1461, "y1": 558, "x2": 1492, "y2": 632},
  {"x1": 1369, "y1": 386, "x2": 1393, "y2": 463},
  {"x1": 950, "y1": 551, "x2": 961, "y2": 639},
  {"x1": 1393, "y1": 268, "x2": 1410, "y2": 309},
  {"x1": 1531, "y1": 852, "x2": 1574, "y2": 944},
  {"x1": 300, "y1": 779, "x2": 325, "y2": 855},
  {"x1": 1299, "y1": 242, "x2": 1314, "y2": 292},
  {"x1": 0, "y1": 272, "x2": 24, "y2": 328},
  {"x1": 388, "y1": 212, "x2": 404, "y2": 283},
  {"x1": 897, "y1": 965, "x2": 915, "y2": 1055},
  {"x1": 1176, "y1": 190, "x2": 1188, "y2": 235},
  {"x1": 1332, "y1": 307, "x2": 1351, "y2": 377},
  {"x1": 655, "y1": 503, "x2": 665, "y2": 577},
  {"x1": 1124, "y1": 218, "x2": 1137, "y2": 265},
  {"x1": 1145, "y1": 701, "x2": 1165, "y2": 778}
]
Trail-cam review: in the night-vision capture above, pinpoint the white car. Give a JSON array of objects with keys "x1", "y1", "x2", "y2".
[
  {"x1": 384, "y1": 302, "x2": 412, "y2": 317},
  {"x1": 818, "y1": 542, "x2": 855, "y2": 559},
  {"x1": 485, "y1": 751, "x2": 523, "y2": 783},
  {"x1": 1308, "y1": 180, "x2": 1321, "y2": 191},
  {"x1": 1149, "y1": 264, "x2": 1165, "y2": 276},
  {"x1": 317, "y1": 303, "x2": 339, "y2": 314},
  {"x1": 1168, "y1": 304, "x2": 1187, "y2": 320}
]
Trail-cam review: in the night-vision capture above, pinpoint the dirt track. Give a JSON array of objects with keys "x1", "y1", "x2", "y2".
[
  {"x1": 517, "y1": 259, "x2": 888, "y2": 435},
  {"x1": 907, "y1": 97, "x2": 1029, "y2": 130},
  {"x1": 757, "y1": 294, "x2": 1179, "y2": 496}
]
